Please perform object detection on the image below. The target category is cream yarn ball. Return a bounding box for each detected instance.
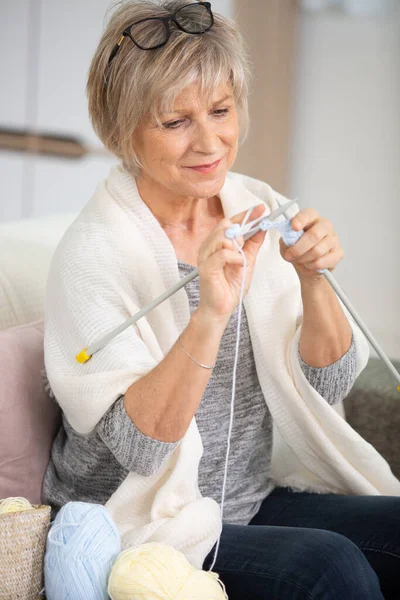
[108,542,228,599]
[0,497,33,514]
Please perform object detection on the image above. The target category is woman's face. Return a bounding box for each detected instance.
[134,80,239,200]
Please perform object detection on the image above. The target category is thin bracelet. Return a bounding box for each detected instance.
[177,335,215,370]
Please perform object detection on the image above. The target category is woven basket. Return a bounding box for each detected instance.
[0,504,51,600]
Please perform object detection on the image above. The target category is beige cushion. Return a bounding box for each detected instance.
[0,214,77,331]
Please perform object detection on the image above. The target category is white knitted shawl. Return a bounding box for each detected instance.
[44,164,400,569]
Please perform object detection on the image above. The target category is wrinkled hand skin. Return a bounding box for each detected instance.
[280,208,344,283]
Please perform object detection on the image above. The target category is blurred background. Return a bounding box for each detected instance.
[0,0,399,359]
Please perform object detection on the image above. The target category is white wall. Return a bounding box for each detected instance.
[0,0,117,222]
[0,0,234,222]
[289,5,400,360]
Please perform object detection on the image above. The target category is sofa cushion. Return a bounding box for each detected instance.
[344,358,400,480]
[0,320,61,503]
[0,213,77,331]
[0,237,54,332]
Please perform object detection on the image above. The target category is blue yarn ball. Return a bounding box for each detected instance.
[44,502,121,600]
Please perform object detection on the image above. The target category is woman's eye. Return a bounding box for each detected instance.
[163,108,230,129]
[214,108,229,116]
[164,119,185,129]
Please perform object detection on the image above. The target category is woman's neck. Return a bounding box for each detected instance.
[135,174,224,233]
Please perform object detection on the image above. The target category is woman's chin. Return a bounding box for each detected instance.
[179,168,228,196]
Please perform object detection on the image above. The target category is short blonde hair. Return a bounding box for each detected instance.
[87,0,251,175]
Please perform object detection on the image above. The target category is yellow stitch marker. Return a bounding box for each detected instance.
[75,348,91,364]
[398,385,400,392]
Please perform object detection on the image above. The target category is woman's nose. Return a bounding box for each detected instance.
[190,120,220,155]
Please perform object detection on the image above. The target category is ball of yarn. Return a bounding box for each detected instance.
[108,542,228,600]
[44,501,121,600]
[0,496,33,514]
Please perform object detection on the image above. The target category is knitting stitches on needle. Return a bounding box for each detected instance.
[259,217,304,246]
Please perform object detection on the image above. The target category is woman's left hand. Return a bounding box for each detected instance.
[279,208,344,283]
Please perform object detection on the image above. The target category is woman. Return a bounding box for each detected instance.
[43,1,400,598]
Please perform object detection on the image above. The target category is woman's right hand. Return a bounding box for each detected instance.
[196,204,267,326]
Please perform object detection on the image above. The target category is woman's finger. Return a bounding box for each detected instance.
[290,208,321,232]
[198,217,232,262]
[284,219,331,261]
[293,234,337,266]
[198,219,244,263]
[198,204,267,265]
[229,204,268,261]
[200,248,245,273]
[303,247,344,272]
[241,228,267,261]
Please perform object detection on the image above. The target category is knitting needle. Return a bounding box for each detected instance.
[75,198,296,363]
[76,198,400,391]
[326,271,400,389]
[278,205,400,391]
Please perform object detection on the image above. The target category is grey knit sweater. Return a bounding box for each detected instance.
[42,260,357,524]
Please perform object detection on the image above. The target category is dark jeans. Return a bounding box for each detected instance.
[202,486,400,599]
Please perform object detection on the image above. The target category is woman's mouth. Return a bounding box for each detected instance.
[184,159,222,173]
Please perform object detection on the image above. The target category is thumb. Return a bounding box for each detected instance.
[279,237,290,257]
[229,203,268,262]
[242,227,267,262]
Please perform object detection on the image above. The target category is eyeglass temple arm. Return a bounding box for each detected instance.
[108,35,125,64]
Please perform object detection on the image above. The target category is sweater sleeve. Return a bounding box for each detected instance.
[96,396,180,477]
[297,334,357,405]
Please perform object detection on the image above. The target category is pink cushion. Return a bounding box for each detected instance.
[0,320,61,503]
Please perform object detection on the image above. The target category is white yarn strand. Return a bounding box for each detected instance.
[207,209,250,573]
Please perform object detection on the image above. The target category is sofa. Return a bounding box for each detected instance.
[0,212,400,505]
[0,214,78,505]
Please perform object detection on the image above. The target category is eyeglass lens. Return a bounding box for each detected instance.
[129,4,213,49]
[175,3,213,33]
[129,19,168,49]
